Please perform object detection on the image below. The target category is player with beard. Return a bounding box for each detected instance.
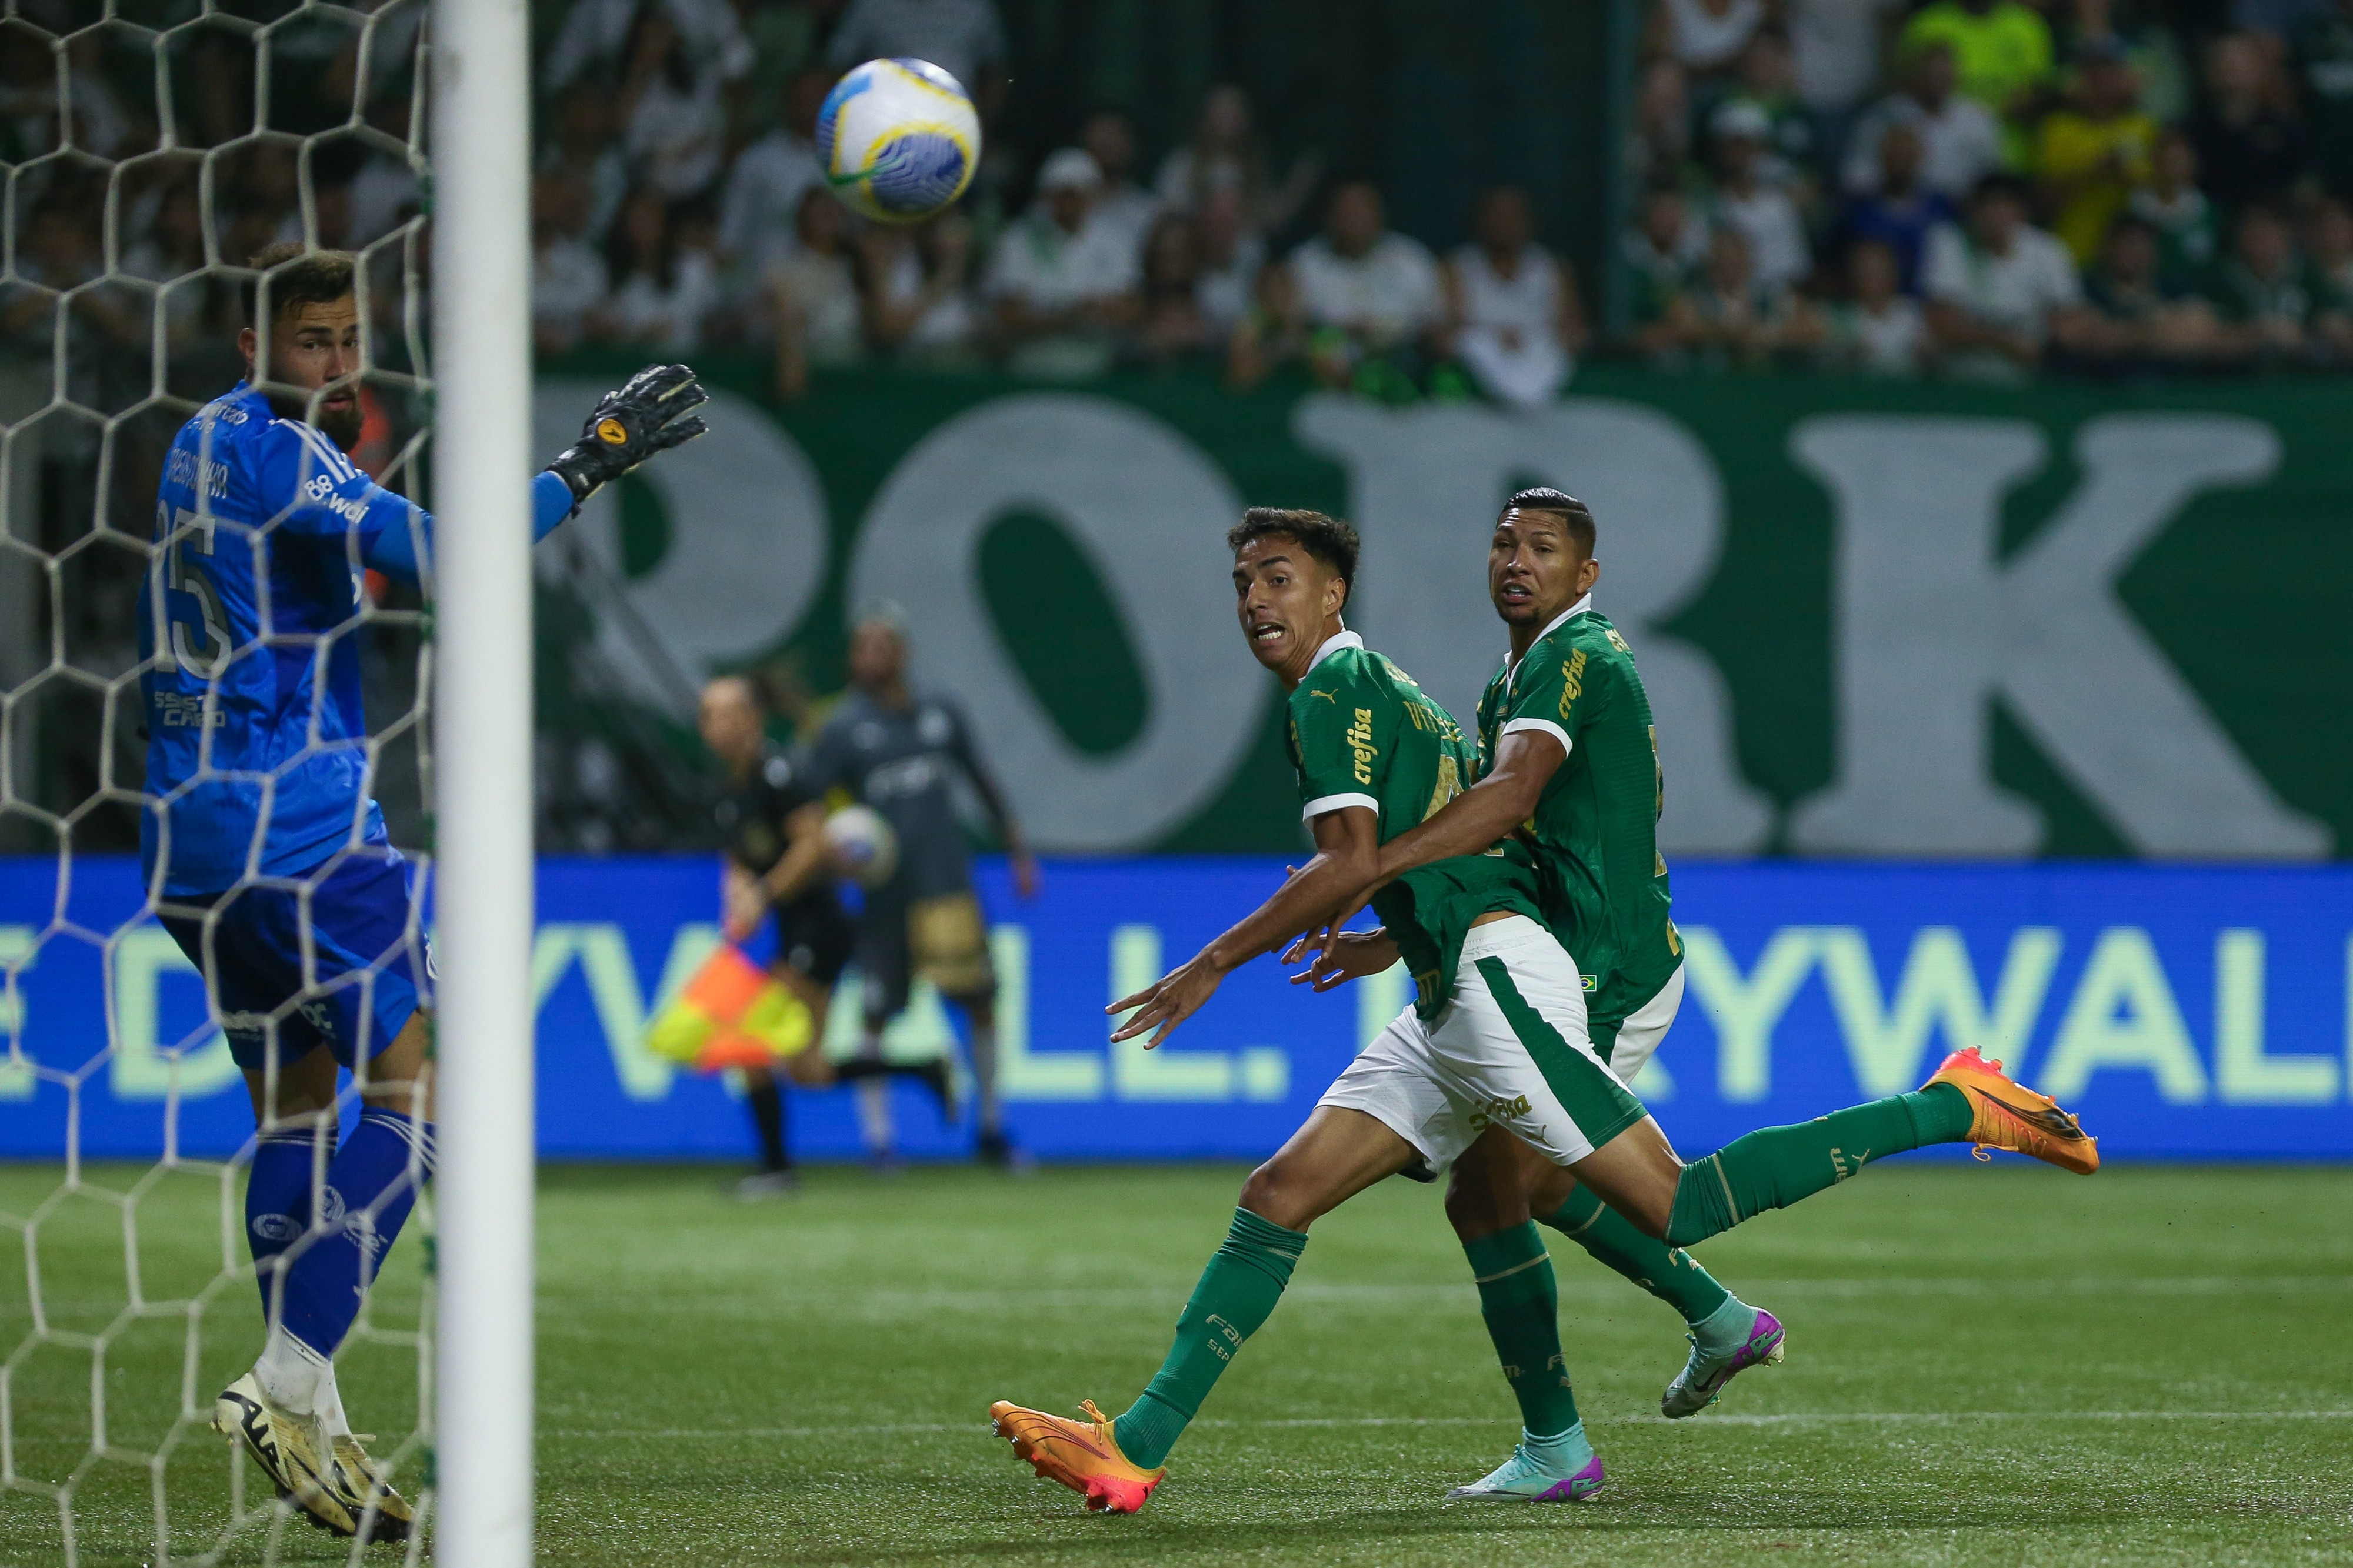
[141,242,705,1539]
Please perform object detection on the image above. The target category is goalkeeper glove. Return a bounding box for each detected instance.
[547,362,711,505]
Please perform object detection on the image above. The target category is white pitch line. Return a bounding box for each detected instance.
[545,1275,2353,1317]
[542,1410,2353,1442]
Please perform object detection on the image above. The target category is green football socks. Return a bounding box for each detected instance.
[1462,1221,1581,1437]
[1541,1184,1731,1326]
[1114,1207,1307,1469]
[1665,1083,1974,1247]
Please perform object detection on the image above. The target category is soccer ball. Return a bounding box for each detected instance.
[824,804,901,888]
[817,58,982,224]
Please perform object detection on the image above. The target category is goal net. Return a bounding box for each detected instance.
[0,4,438,1562]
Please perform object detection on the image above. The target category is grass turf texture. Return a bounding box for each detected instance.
[0,1163,2348,1565]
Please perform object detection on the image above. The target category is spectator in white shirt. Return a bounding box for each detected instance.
[1191,185,1267,337]
[1154,84,1322,233]
[1629,57,1697,189]
[592,187,720,353]
[720,66,830,296]
[1922,173,2095,378]
[1651,0,1769,81]
[1132,215,1217,365]
[826,0,1009,122]
[1788,0,1907,114]
[1081,109,1160,261]
[859,214,981,365]
[540,86,631,243]
[542,0,751,96]
[1819,237,1925,373]
[1283,179,1442,389]
[1842,40,2004,199]
[618,8,730,199]
[121,182,222,357]
[1705,100,1814,293]
[772,186,866,399]
[986,148,1142,378]
[1442,185,1588,408]
[532,172,611,355]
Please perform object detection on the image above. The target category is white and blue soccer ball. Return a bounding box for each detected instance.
[817,58,981,225]
[824,803,901,889]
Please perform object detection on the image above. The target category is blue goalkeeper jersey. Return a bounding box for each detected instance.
[138,380,572,895]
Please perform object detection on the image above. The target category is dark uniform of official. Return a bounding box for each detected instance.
[715,748,855,986]
[803,690,997,1019]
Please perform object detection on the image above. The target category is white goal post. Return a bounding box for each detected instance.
[428,0,538,1562]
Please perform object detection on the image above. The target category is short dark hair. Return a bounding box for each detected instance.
[1969,171,2032,210]
[2235,200,2289,233]
[1502,486,1597,558]
[241,242,355,331]
[1228,508,1360,602]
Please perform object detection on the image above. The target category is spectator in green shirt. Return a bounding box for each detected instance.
[2299,195,2353,356]
[1899,0,2057,163]
[2127,128,2219,290]
[2204,202,2314,362]
[2078,213,2227,367]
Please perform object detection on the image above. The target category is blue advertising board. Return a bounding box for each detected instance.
[2,856,2348,1163]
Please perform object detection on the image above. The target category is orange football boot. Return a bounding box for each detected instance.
[989,1399,1165,1514]
[1922,1047,2099,1174]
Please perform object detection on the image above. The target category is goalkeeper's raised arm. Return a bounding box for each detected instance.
[206,243,706,585]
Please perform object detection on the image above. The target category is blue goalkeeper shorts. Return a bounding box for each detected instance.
[158,847,429,1073]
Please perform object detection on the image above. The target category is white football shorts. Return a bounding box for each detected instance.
[1317,915,1649,1177]
[1595,962,1685,1086]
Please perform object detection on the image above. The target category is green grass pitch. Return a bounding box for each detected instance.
[2,1161,2348,1565]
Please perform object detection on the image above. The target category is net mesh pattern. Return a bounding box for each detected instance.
[0,4,436,1562]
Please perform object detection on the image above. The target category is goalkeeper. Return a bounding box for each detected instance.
[138,242,705,1542]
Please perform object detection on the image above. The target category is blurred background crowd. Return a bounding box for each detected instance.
[5,0,2351,411]
[521,0,2353,389]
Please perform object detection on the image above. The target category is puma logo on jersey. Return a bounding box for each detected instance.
[1307,688,1339,704]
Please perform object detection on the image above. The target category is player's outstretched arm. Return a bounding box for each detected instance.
[352,365,710,583]
[1384,727,1562,873]
[944,703,1041,899]
[1108,805,1378,1047]
[1309,728,1567,953]
[545,362,710,505]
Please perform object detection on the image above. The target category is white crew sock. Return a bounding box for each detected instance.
[253,1323,332,1418]
[967,1019,1002,1135]
[320,1365,352,1438]
[854,1032,894,1153]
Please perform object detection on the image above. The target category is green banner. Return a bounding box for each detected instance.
[533,358,2352,859]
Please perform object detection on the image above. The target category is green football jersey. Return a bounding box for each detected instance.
[1475,606,1681,1031]
[1287,633,1542,1021]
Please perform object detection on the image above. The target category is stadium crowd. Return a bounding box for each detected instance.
[6,0,2353,412]
[1627,0,2353,376]
[585,0,2353,389]
[512,0,2353,391]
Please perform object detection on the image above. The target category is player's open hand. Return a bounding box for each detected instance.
[548,363,711,503]
[1282,926,1397,992]
[1313,885,1377,962]
[1106,952,1226,1048]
